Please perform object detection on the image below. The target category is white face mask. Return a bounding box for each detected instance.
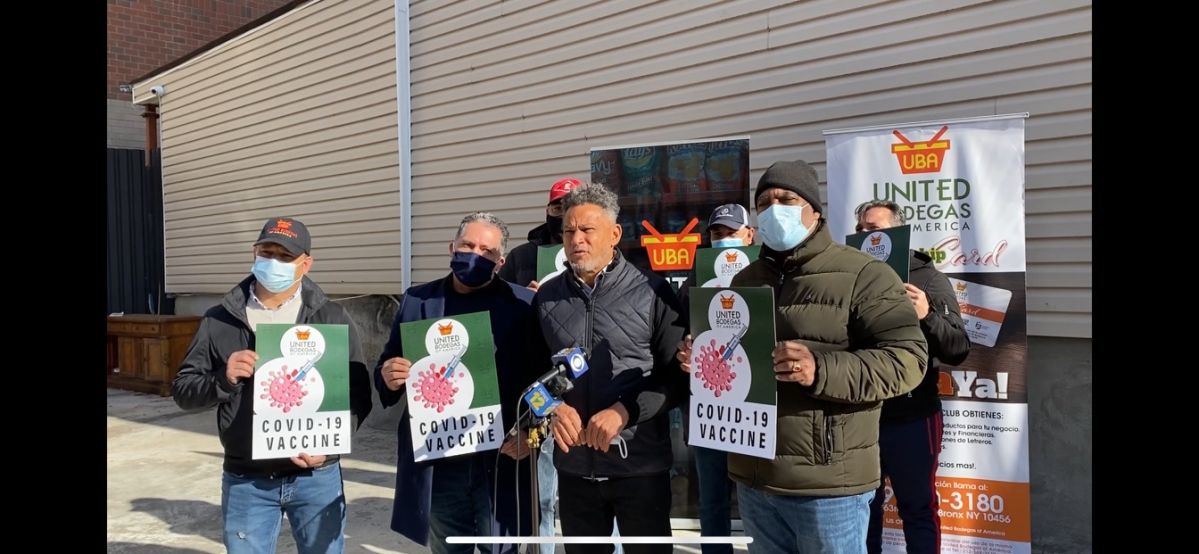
[757,203,812,251]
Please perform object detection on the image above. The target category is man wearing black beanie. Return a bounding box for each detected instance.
[679,160,929,553]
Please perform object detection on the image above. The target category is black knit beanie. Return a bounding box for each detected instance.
[754,160,823,213]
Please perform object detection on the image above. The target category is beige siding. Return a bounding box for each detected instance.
[132,0,403,295]
[407,0,1091,338]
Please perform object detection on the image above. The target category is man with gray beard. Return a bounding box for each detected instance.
[533,183,687,554]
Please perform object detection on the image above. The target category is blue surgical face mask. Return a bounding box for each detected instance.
[252,256,300,293]
[712,237,744,248]
[757,204,812,251]
[451,251,498,288]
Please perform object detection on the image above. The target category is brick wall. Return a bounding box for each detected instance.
[107,0,295,100]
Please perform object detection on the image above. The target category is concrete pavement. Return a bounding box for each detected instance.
[107,389,739,553]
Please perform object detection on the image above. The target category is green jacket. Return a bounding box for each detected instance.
[729,222,927,496]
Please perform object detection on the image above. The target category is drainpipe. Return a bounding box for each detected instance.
[142,104,159,166]
[395,0,413,290]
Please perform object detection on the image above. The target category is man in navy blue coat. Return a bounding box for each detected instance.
[375,212,550,554]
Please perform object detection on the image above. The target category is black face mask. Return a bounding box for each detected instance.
[450,252,497,287]
[546,213,563,238]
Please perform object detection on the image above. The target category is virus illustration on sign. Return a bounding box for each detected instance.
[260,365,308,413]
[414,362,460,413]
[693,338,740,397]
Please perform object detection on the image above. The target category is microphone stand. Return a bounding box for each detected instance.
[517,347,587,552]
[521,410,552,553]
[528,428,541,552]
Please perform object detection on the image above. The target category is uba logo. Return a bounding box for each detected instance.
[719,295,736,309]
[891,125,950,174]
[640,218,701,271]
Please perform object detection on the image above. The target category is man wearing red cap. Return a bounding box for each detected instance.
[498,177,581,291]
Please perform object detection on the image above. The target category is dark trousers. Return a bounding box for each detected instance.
[867,411,944,554]
[558,472,673,554]
[693,446,733,554]
[429,456,500,554]
[429,454,530,554]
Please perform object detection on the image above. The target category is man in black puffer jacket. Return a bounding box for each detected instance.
[534,183,687,554]
[172,217,374,554]
[856,200,972,554]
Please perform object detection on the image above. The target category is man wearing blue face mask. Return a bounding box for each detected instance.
[172,216,374,554]
[677,203,757,301]
[375,212,548,554]
[673,203,754,554]
[677,161,928,553]
[706,204,756,250]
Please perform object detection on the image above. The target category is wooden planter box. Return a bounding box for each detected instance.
[107,314,202,396]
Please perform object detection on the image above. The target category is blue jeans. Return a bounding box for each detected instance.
[737,483,874,554]
[221,461,346,554]
[430,456,500,554]
[693,446,733,554]
[537,440,558,554]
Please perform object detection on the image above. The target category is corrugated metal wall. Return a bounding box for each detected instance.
[107,149,166,315]
[107,100,145,150]
[133,0,403,295]
[407,0,1091,338]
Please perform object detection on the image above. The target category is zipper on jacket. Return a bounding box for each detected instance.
[773,267,786,301]
[581,288,596,476]
[823,415,834,465]
[584,296,594,351]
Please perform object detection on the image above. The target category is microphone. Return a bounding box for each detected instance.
[552,346,589,380]
[522,347,589,418]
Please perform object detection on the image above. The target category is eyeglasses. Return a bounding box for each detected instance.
[547,202,565,217]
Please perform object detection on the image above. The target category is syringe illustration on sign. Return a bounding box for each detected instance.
[688,288,777,459]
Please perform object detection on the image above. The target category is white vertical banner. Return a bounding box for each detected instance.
[825,114,1031,554]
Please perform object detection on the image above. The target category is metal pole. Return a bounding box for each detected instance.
[525,438,542,554]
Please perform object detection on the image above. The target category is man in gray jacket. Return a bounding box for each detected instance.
[534,183,687,554]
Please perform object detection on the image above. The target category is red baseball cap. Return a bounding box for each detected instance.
[548,177,583,203]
